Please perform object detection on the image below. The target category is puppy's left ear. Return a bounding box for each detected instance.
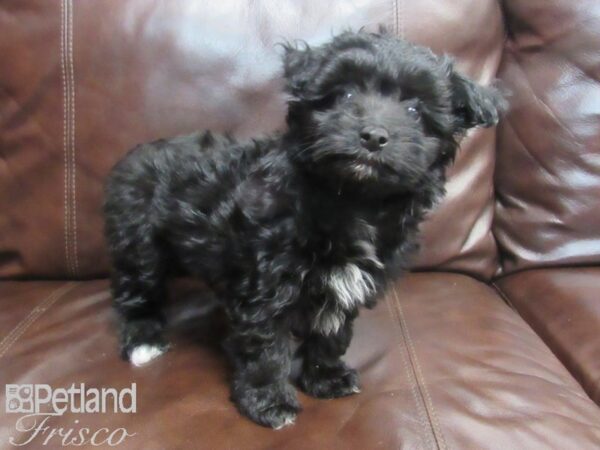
[281,42,320,100]
[449,69,509,131]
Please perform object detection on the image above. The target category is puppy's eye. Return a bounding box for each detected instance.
[406,103,421,120]
[339,88,357,102]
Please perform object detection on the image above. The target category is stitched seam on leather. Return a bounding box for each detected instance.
[68,0,79,274]
[61,0,79,276]
[385,291,434,449]
[491,13,511,277]
[60,0,72,276]
[490,281,517,310]
[399,0,405,39]
[392,0,398,34]
[391,284,448,450]
[0,283,77,360]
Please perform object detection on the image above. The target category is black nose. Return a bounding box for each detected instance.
[359,126,389,151]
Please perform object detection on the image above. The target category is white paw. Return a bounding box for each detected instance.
[273,415,296,430]
[130,344,165,367]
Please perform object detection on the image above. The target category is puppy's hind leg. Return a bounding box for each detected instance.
[108,221,170,367]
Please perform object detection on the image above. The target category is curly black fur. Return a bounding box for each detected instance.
[104,29,506,429]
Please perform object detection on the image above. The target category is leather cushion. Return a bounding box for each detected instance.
[2,273,600,448]
[496,267,600,405]
[494,0,600,274]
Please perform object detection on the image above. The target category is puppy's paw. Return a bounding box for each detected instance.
[298,362,360,399]
[129,343,168,366]
[257,402,299,430]
[234,381,301,429]
[119,318,170,366]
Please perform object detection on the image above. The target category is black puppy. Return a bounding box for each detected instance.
[104,29,506,429]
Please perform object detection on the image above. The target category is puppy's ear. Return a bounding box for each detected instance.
[281,42,320,100]
[448,68,509,131]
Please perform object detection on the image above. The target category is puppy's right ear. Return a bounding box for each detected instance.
[281,42,320,100]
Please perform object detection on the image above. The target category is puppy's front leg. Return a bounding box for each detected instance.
[298,314,361,399]
[225,320,299,429]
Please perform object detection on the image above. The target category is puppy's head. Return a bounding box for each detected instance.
[282,30,507,195]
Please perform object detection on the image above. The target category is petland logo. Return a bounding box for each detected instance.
[5,384,137,447]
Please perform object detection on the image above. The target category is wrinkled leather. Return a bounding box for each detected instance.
[494,0,600,274]
[497,268,600,406]
[0,0,504,279]
[1,274,599,449]
[2,1,600,448]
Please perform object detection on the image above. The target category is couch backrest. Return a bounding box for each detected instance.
[0,0,505,280]
[494,0,600,275]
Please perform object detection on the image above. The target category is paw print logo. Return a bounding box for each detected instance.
[5,385,34,413]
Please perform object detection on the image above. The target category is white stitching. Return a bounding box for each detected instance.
[393,0,398,35]
[60,0,72,276]
[392,284,448,450]
[67,0,79,274]
[61,0,78,276]
[0,283,77,360]
[385,292,434,449]
[399,0,405,39]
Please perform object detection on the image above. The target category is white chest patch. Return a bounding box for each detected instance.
[327,263,376,309]
[313,310,345,336]
[313,263,376,336]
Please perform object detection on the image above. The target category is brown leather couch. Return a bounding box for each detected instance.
[1,1,600,448]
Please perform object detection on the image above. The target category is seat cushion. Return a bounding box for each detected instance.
[496,267,600,405]
[1,273,600,448]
